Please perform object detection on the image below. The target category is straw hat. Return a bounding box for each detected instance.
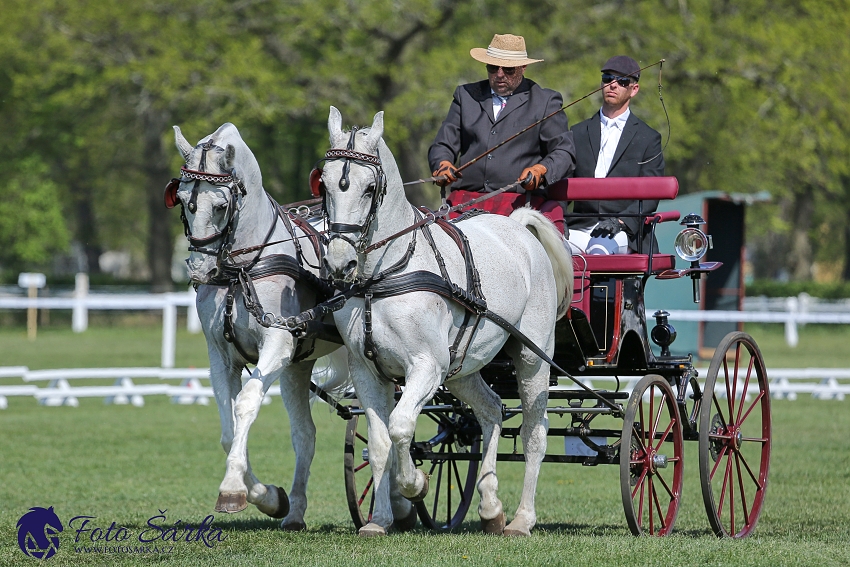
[470,34,543,67]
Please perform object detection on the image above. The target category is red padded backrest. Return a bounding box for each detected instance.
[547,177,679,201]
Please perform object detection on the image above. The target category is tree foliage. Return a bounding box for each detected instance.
[2,0,848,288]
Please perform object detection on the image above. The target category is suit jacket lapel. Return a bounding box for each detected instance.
[609,114,638,173]
[496,87,529,124]
[588,113,602,159]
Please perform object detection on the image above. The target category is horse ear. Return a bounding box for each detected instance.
[365,111,384,149]
[173,126,193,162]
[328,106,343,144]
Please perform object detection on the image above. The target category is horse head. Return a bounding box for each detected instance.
[169,123,263,283]
[321,106,398,283]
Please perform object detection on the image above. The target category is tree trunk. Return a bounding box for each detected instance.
[788,185,814,281]
[142,107,175,292]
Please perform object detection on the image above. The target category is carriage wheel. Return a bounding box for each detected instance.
[343,405,481,531]
[413,409,481,530]
[620,374,684,536]
[699,332,771,538]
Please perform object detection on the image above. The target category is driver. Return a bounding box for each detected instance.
[428,33,575,232]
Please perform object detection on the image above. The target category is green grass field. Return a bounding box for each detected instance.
[1,322,849,565]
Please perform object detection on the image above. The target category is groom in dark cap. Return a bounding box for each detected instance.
[567,55,665,255]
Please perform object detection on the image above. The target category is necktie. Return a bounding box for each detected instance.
[494,96,507,119]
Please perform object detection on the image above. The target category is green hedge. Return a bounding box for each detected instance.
[746,279,850,299]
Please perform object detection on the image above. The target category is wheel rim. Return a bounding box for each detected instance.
[620,375,684,536]
[699,332,771,538]
[343,410,374,529]
[414,411,480,530]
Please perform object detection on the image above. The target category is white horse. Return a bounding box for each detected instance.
[319,107,573,536]
[167,123,345,530]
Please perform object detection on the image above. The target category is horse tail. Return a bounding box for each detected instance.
[509,207,573,319]
[310,346,352,405]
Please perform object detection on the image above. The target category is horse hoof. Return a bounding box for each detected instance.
[358,522,388,537]
[394,506,418,532]
[405,472,430,502]
[281,521,307,532]
[215,492,248,514]
[481,511,506,535]
[268,486,290,519]
[503,524,531,537]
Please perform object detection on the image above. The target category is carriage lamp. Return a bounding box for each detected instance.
[675,213,712,303]
[674,213,710,263]
[651,310,677,357]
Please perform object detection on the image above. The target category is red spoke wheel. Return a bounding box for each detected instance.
[699,332,771,538]
[413,410,480,530]
[343,407,375,530]
[343,405,480,531]
[620,374,684,536]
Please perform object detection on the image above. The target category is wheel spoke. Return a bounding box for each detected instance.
[356,431,368,444]
[654,415,677,452]
[651,478,667,532]
[359,476,373,506]
[712,393,729,428]
[655,467,676,500]
[709,443,730,480]
[431,461,443,521]
[738,391,765,428]
[735,356,756,424]
[631,463,649,499]
[354,461,369,473]
[735,451,751,527]
[717,451,734,517]
[650,391,667,445]
[735,446,764,489]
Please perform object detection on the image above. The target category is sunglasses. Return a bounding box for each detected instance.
[486,64,519,76]
[602,74,635,88]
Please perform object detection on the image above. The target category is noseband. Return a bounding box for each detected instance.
[321,128,386,254]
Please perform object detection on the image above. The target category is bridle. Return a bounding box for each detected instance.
[314,127,387,256]
[164,139,248,275]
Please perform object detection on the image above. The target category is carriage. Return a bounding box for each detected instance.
[167,116,771,540]
[327,173,771,538]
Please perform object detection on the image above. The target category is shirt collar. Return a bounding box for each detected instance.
[599,108,630,128]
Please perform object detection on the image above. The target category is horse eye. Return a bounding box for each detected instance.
[215,202,228,211]
[365,183,376,195]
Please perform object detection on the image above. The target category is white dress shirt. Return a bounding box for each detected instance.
[594,108,630,178]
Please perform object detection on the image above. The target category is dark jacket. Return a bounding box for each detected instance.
[569,110,665,253]
[429,78,575,193]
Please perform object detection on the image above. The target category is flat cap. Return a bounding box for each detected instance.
[601,55,640,80]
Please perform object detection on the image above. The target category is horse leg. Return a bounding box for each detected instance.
[216,331,291,516]
[210,357,243,512]
[389,363,441,503]
[446,372,506,534]
[351,367,396,536]
[503,339,550,537]
[276,361,315,531]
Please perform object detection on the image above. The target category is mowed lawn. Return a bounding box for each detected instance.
[1,322,849,565]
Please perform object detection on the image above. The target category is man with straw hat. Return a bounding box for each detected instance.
[428,33,575,221]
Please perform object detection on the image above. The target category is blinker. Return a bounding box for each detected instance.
[309,168,325,197]
[164,178,180,209]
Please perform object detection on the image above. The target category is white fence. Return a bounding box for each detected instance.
[0,365,846,410]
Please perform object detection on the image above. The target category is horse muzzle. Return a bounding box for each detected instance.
[323,238,359,283]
